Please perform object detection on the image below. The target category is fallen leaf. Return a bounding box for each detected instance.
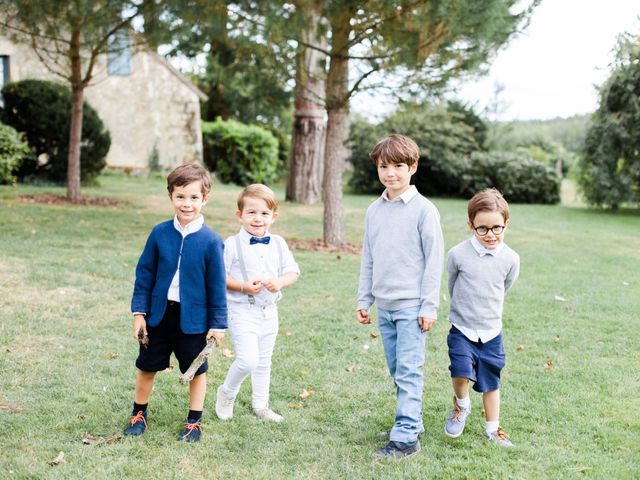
[300,389,315,400]
[82,434,96,444]
[544,360,553,372]
[370,332,378,339]
[554,335,560,342]
[83,433,123,446]
[288,402,303,410]
[4,347,10,353]
[221,348,234,358]
[0,403,24,413]
[345,364,356,372]
[516,344,525,351]
[554,295,567,302]
[336,255,342,260]
[108,352,118,359]
[282,331,292,337]
[48,452,65,466]
[324,294,334,301]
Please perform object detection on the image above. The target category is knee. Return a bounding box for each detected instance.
[235,354,259,373]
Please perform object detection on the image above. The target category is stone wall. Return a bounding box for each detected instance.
[0,36,206,172]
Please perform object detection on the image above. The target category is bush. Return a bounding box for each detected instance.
[0,80,110,183]
[0,122,33,184]
[462,151,561,204]
[202,118,279,186]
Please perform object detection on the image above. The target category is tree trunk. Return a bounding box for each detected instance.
[322,13,351,245]
[67,28,83,202]
[286,3,326,204]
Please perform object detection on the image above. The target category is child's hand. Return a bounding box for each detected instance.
[357,309,371,324]
[261,278,281,293]
[207,330,224,346]
[133,314,147,341]
[243,279,263,295]
[418,317,436,332]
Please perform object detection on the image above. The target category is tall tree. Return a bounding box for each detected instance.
[286,0,327,204]
[578,31,640,209]
[0,0,149,201]
[311,0,539,244]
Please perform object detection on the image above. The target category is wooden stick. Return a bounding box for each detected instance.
[179,336,218,384]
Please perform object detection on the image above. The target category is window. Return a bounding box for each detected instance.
[107,31,131,76]
[0,56,9,106]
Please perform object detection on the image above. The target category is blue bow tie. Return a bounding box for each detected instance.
[250,236,270,245]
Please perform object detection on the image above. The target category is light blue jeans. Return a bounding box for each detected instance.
[378,305,426,444]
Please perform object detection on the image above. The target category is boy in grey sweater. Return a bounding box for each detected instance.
[357,134,444,459]
[444,188,520,447]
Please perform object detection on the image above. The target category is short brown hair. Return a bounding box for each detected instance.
[237,184,278,212]
[468,188,510,223]
[369,134,420,166]
[167,163,212,196]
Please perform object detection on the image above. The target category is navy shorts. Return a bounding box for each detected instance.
[136,301,208,375]
[447,325,505,393]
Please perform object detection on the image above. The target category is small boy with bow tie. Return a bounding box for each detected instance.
[215,184,300,423]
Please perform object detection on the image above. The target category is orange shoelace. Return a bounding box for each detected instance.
[451,396,464,422]
[494,427,510,440]
[129,410,147,428]
[182,421,203,437]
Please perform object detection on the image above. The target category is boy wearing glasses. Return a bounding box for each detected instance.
[444,188,520,447]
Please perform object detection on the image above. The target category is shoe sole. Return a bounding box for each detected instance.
[372,442,421,460]
[444,424,465,438]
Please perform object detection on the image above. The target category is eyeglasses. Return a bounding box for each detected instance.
[473,225,505,236]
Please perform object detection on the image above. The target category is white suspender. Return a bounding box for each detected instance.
[234,234,284,304]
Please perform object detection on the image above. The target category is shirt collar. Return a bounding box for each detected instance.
[239,227,271,243]
[381,185,418,204]
[470,235,504,256]
[173,215,204,236]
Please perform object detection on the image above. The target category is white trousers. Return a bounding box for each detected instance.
[221,303,279,410]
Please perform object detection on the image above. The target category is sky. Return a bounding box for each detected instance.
[352,0,640,122]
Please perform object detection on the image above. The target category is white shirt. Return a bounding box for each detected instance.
[451,236,504,343]
[224,228,300,307]
[381,185,418,204]
[167,215,204,302]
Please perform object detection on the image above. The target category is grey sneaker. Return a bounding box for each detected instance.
[444,396,471,438]
[254,407,283,423]
[372,440,421,460]
[215,385,236,420]
[486,427,514,447]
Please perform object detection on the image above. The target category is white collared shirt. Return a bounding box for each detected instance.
[224,228,300,307]
[451,236,505,343]
[167,215,204,302]
[381,185,418,204]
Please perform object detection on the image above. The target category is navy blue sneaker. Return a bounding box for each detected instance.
[372,440,421,459]
[178,418,203,442]
[123,410,147,436]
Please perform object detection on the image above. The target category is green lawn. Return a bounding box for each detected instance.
[1,174,639,479]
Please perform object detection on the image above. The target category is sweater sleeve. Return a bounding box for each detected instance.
[131,229,159,314]
[418,206,445,319]
[356,211,375,311]
[206,236,228,330]
[504,252,520,292]
[446,251,458,299]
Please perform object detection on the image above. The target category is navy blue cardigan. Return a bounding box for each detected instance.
[131,220,228,333]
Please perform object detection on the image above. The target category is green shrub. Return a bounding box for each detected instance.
[462,151,561,204]
[0,80,110,183]
[202,118,279,186]
[0,122,33,184]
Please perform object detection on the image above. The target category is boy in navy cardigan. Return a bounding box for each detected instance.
[123,163,228,442]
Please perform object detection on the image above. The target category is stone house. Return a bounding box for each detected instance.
[0,33,207,172]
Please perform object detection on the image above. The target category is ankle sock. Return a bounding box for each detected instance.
[188,409,203,421]
[456,396,470,409]
[132,402,148,414]
[486,420,499,436]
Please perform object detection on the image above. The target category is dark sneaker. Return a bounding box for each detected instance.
[178,418,203,442]
[444,396,471,438]
[486,426,514,447]
[123,410,147,436]
[372,440,421,459]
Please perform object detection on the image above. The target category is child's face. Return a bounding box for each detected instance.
[169,181,208,227]
[235,196,278,237]
[377,160,417,199]
[468,210,508,249]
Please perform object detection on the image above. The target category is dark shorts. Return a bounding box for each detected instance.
[136,300,208,375]
[447,325,505,393]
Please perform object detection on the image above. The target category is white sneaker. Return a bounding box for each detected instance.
[215,385,235,420]
[253,408,283,423]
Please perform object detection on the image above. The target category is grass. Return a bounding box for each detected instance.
[0,173,639,479]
